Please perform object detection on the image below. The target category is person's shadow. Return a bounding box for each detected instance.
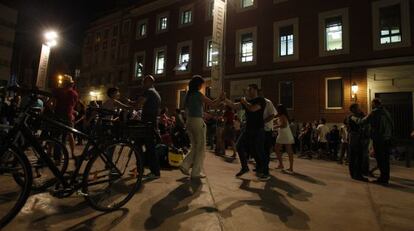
[220,175,311,230]
[144,178,204,230]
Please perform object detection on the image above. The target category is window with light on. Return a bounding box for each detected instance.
[242,0,254,8]
[379,4,402,44]
[139,23,146,37]
[179,46,190,71]
[240,33,254,62]
[135,56,144,78]
[207,40,218,67]
[181,10,192,24]
[279,25,294,57]
[156,50,165,74]
[325,16,343,51]
[160,17,168,30]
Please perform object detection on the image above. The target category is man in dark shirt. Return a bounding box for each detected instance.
[134,75,161,179]
[352,99,394,184]
[225,84,268,180]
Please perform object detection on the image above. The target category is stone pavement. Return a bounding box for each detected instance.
[4,151,414,231]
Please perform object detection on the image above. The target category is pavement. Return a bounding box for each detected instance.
[3,150,414,231]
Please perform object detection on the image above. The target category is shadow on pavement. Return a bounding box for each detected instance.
[219,176,311,230]
[144,178,204,230]
[63,208,129,231]
[391,176,414,187]
[381,182,414,194]
[283,171,327,186]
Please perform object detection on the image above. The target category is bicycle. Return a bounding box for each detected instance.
[0,87,148,229]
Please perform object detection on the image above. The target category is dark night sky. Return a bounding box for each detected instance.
[0,0,139,81]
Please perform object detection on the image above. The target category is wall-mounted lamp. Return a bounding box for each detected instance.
[351,82,358,101]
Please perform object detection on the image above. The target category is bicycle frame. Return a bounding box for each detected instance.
[4,109,123,194]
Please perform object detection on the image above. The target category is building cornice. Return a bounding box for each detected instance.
[225,56,414,79]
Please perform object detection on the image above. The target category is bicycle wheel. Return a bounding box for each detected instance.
[0,146,32,229]
[83,142,143,211]
[16,137,69,191]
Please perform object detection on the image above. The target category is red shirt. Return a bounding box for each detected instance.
[54,88,78,122]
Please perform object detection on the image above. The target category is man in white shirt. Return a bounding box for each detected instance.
[317,118,330,158]
[263,98,277,174]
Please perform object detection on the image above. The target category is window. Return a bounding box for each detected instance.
[178,89,187,109]
[372,0,411,50]
[157,13,169,33]
[181,10,192,25]
[176,41,192,72]
[113,25,119,37]
[111,39,117,47]
[136,19,148,39]
[325,16,343,51]
[241,33,253,62]
[207,0,214,20]
[242,0,254,8]
[279,25,294,56]
[154,47,166,75]
[206,39,215,67]
[104,29,109,39]
[122,20,131,34]
[326,77,343,109]
[380,4,402,44]
[236,27,257,66]
[319,8,349,56]
[279,81,294,109]
[274,18,299,62]
[96,32,101,43]
[134,52,145,79]
[120,44,128,59]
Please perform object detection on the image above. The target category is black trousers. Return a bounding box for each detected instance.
[143,118,160,176]
[348,134,364,179]
[236,128,265,174]
[373,139,391,182]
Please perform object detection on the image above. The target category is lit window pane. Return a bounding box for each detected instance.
[279,25,294,57]
[325,16,343,51]
[242,0,254,8]
[182,10,192,24]
[241,33,254,62]
[156,51,165,74]
[379,4,402,45]
[391,35,401,43]
[160,17,168,30]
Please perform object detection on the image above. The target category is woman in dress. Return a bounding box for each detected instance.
[179,75,223,179]
[274,104,295,173]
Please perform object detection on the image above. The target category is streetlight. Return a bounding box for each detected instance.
[351,82,358,101]
[36,30,59,90]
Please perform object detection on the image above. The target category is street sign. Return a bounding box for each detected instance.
[211,0,227,98]
[36,44,50,90]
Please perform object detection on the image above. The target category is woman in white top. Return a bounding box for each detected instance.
[274,104,295,173]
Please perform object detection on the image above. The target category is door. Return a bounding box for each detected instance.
[375,92,413,139]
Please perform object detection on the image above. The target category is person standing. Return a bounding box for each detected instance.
[179,76,223,179]
[328,125,341,161]
[133,75,162,179]
[352,99,394,184]
[317,118,330,159]
[223,105,237,158]
[263,98,277,172]
[274,104,295,173]
[225,84,268,180]
[74,101,86,145]
[52,75,78,158]
[347,103,368,182]
[338,119,349,164]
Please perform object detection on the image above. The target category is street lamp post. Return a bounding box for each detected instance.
[36,31,58,90]
[211,0,227,98]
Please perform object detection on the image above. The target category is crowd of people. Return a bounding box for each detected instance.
[0,74,397,185]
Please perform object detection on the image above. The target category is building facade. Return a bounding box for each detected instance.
[0,4,18,87]
[80,0,414,138]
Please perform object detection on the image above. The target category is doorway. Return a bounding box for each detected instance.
[375,92,413,139]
